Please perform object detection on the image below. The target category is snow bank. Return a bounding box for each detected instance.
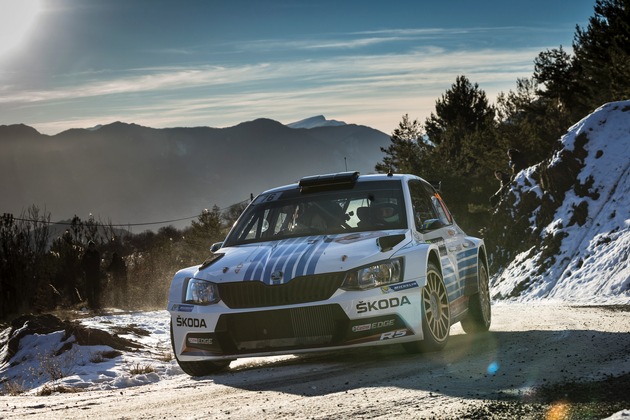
[0,310,182,395]
[491,101,630,303]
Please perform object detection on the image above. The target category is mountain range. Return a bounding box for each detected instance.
[0,116,389,230]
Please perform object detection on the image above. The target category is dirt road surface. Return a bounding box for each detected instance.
[2,303,629,419]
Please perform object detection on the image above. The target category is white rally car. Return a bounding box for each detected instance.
[168,172,491,376]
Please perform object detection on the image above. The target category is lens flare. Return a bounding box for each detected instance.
[487,361,500,375]
[0,0,41,55]
[546,401,570,420]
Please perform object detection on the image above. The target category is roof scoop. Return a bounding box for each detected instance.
[299,171,359,193]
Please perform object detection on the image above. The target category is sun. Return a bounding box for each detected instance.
[0,0,41,55]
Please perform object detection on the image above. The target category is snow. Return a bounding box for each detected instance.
[0,309,300,396]
[0,310,172,394]
[491,101,630,304]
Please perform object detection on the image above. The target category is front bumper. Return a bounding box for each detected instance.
[169,279,424,361]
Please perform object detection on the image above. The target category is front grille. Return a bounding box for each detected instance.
[218,273,345,309]
[215,304,348,354]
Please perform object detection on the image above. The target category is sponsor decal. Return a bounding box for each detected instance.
[183,333,221,354]
[381,281,419,294]
[356,296,411,313]
[253,192,283,204]
[187,337,213,345]
[171,304,194,312]
[351,319,395,333]
[352,324,371,332]
[176,316,207,328]
[380,329,408,340]
[344,327,414,345]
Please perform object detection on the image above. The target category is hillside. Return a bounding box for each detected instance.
[0,117,388,229]
[488,101,630,303]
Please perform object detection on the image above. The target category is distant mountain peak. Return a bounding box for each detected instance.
[0,117,389,234]
[0,123,41,138]
[84,121,146,131]
[287,115,346,129]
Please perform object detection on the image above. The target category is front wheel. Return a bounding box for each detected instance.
[403,262,450,353]
[170,323,231,376]
[460,263,491,334]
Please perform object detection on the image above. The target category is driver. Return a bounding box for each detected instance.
[297,201,345,232]
[371,202,399,224]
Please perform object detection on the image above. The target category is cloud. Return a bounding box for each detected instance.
[234,26,567,52]
[1,44,546,135]
[1,46,539,103]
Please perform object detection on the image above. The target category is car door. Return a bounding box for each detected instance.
[408,180,466,307]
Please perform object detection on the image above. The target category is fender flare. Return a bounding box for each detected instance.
[398,243,442,287]
[464,239,488,296]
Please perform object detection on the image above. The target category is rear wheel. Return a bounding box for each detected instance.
[170,323,231,376]
[403,262,450,353]
[460,263,491,334]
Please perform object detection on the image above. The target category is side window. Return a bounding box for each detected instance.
[408,180,438,231]
[431,193,452,226]
[243,209,270,240]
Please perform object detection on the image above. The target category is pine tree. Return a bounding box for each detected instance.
[184,206,224,262]
[496,77,571,164]
[573,0,630,108]
[533,46,587,121]
[424,75,496,171]
[375,114,426,175]
[416,76,498,234]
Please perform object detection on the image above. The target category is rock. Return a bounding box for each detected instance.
[0,314,141,364]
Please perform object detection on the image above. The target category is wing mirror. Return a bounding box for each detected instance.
[420,219,445,232]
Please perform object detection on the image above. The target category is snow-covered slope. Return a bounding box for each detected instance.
[491,101,630,303]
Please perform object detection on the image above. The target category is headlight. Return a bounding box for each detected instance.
[342,259,403,290]
[185,278,220,305]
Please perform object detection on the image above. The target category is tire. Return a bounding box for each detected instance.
[170,322,231,376]
[403,262,450,353]
[460,262,491,334]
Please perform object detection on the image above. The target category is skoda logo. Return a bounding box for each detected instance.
[271,270,284,281]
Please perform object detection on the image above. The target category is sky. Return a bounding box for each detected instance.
[0,0,597,136]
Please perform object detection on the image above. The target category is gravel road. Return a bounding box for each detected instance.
[2,303,629,419]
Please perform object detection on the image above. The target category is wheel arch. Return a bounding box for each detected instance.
[427,248,442,275]
[464,241,489,296]
[399,243,441,286]
[478,244,489,275]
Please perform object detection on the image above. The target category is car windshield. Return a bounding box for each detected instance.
[224,180,407,246]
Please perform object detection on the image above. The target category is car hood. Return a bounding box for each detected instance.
[192,230,410,284]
